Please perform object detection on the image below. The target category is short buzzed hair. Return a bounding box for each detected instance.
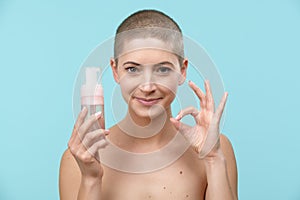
[114,9,184,65]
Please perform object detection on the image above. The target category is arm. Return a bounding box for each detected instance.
[204,134,238,200]
[170,80,238,200]
[77,176,103,200]
[59,149,103,200]
[59,149,81,200]
[59,107,109,200]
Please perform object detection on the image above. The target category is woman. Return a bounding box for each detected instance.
[59,9,238,200]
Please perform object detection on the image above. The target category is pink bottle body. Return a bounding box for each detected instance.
[81,67,105,130]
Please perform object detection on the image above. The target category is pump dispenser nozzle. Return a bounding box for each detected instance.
[85,67,100,89]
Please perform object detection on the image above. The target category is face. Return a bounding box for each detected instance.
[111,38,188,119]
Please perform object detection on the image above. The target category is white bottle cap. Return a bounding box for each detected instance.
[80,67,103,105]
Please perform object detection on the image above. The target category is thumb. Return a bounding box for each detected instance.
[170,117,182,131]
[98,118,105,129]
[96,112,105,129]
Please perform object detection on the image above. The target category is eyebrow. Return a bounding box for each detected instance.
[122,61,141,66]
[122,61,175,67]
[154,62,175,67]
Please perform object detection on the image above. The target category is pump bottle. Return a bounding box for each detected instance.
[80,67,105,130]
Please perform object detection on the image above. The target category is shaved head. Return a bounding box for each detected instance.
[114,9,184,65]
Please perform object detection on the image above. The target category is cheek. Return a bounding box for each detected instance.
[155,75,179,94]
[119,75,140,102]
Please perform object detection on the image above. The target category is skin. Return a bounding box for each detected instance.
[59,39,238,200]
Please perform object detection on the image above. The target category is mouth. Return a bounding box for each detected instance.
[134,97,163,106]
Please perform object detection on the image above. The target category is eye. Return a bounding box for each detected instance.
[157,66,171,74]
[125,66,139,73]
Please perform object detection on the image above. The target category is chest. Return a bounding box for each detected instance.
[101,151,207,200]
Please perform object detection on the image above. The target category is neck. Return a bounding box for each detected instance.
[114,107,177,153]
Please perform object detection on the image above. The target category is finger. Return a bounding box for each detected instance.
[73,111,102,146]
[176,106,199,121]
[69,138,86,159]
[82,129,110,148]
[74,107,88,131]
[75,144,96,163]
[214,92,228,123]
[80,151,97,163]
[78,111,102,139]
[87,139,109,159]
[170,118,192,133]
[72,139,102,164]
[70,107,88,142]
[188,81,206,109]
[205,80,215,112]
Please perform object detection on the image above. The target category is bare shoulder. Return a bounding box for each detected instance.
[220,134,236,158]
[59,148,81,200]
[60,148,75,165]
[219,134,238,196]
[59,148,80,174]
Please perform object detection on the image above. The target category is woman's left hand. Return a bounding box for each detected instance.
[170,80,228,159]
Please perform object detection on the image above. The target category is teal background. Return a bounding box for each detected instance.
[0,0,299,199]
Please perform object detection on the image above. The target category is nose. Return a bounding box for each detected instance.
[139,70,156,93]
[139,82,156,93]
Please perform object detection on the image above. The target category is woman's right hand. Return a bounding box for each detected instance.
[68,106,109,180]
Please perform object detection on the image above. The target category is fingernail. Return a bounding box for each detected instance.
[104,129,110,135]
[82,106,87,112]
[95,111,102,118]
[175,115,181,120]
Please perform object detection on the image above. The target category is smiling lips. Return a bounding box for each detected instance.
[134,97,163,106]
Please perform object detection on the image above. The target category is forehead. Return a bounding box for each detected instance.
[117,38,179,65]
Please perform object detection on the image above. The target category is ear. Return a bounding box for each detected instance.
[110,58,120,84]
[178,58,188,85]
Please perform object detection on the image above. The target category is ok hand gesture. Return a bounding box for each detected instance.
[170,80,228,159]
